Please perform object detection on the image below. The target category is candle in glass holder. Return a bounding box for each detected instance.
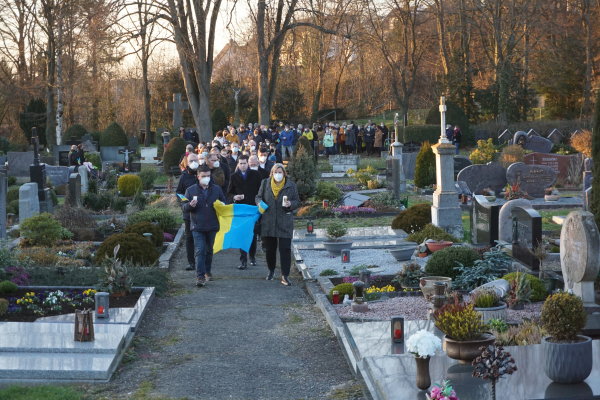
[332,290,340,304]
[391,316,404,343]
[282,195,288,206]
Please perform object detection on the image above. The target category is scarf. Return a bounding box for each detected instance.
[270,176,285,199]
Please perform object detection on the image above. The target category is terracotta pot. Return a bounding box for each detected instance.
[425,241,453,253]
[418,252,428,258]
[444,333,495,363]
[415,356,431,390]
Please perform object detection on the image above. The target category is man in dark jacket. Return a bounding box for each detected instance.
[182,165,226,287]
[228,155,263,269]
[207,150,230,194]
[258,147,274,177]
[364,122,375,155]
[176,153,200,271]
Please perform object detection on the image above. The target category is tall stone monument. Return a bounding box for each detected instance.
[431,97,463,239]
[388,112,406,198]
[560,211,600,311]
[0,166,6,239]
[166,93,189,129]
[29,128,52,213]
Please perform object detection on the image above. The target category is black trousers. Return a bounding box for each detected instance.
[262,236,292,277]
[239,233,257,264]
[184,219,195,266]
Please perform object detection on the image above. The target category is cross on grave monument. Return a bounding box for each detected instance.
[387,112,406,197]
[118,148,135,172]
[0,166,6,239]
[29,128,52,213]
[166,93,189,130]
[431,96,463,239]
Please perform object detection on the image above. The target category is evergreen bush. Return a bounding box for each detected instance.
[94,233,159,266]
[293,136,313,158]
[315,181,343,204]
[85,152,102,170]
[55,204,96,234]
[329,282,354,300]
[65,124,87,140]
[127,207,181,232]
[117,174,143,196]
[139,167,159,190]
[425,99,472,145]
[499,144,526,168]
[0,280,18,294]
[469,138,497,164]
[7,186,19,203]
[7,200,19,216]
[287,145,316,200]
[541,292,587,341]
[425,246,480,280]
[124,222,163,247]
[211,108,228,132]
[391,203,431,233]
[0,298,8,316]
[501,272,547,302]
[163,137,187,174]
[20,213,73,247]
[414,141,435,188]
[402,125,439,144]
[406,223,459,243]
[100,122,128,147]
[591,90,600,228]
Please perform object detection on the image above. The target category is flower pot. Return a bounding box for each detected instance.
[474,302,508,323]
[425,241,453,253]
[544,194,560,202]
[444,333,495,363]
[543,335,592,383]
[322,241,353,257]
[419,276,452,299]
[418,252,428,258]
[389,243,417,261]
[415,356,431,390]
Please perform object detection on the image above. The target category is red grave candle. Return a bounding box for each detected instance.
[98,305,104,314]
[394,328,402,339]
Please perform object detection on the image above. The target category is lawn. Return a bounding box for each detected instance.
[0,385,83,400]
[539,208,579,232]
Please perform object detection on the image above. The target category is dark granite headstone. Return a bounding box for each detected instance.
[100,146,126,162]
[584,187,592,212]
[471,195,500,246]
[523,152,581,184]
[513,131,527,146]
[527,129,540,137]
[454,156,472,179]
[45,165,70,186]
[67,172,82,207]
[498,129,512,144]
[506,162,557,198]
[403,142,421,153]
[523,135,553,153]
[511,206,542,270]
[7,152,34,177]
[402,152,417,180]
[128,137,139,151]
[456,163,507,195]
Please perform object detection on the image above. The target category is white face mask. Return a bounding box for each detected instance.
[273,173,284,182]
[212,160,220,168]
[250,146,256,151]
[202,152,208,157]
[188,161,199,170]
[199,177,211,186]
[259,155,267,163]
[250,166,259,171]
[232,147,239,153]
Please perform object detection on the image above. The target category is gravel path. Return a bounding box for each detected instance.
[301,248,407,277]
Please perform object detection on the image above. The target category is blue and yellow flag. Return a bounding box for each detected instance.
[213,200,268,253]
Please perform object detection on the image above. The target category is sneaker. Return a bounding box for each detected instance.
[196,278,206,287]
[281,276,291,286]
[266,270,275,281]
[237,264,247,270]
[249,258,257,266]
[185,265,195,271]
[205,273,212,281]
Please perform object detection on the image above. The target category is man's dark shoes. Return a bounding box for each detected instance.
[281,276,291,286]
[238,263,247,270]
[266,270,275,281]
[196,278,206,287]
[249,258,257,266]
[186,265,195,271]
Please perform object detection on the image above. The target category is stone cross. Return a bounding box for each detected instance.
[0,166,6,239]
[31,127,40,166]
[439,96,450,144]
[233,88,241,126]
[166,93,189,129]
[118,148,135,171]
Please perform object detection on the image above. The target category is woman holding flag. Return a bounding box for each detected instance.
[256,164,300,286]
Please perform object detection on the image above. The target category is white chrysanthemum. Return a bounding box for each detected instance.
[406,329,442,358]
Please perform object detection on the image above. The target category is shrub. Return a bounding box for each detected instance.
[20,213,73,247]
[541,292,587,342]
[502,272,547,302]
[83,191,126,213]
[139,167,159,190]
[287,145,317,200]
[326,222,347,240]
[392,263,425,288]
[434,302,486,341]
[453,244,512,290]
[7,199,19,215]
[124,222,163,247]
[472,290,500,308]
[414,141,435,188]
[65,123,87,140]
[85,152,102,170]
[469,138,496,164]
[571,129,592,158]
[0,280,18,294]
[212,108,228,132]
[7,176,16,186]
[406,224,459,243]
[128,207,181,232]
[315,181,343,204]
[163,137,187,174]
[95,233,159,266]
[99,244,133,294]
[7,186,19,203]
[293,136,313,158]
[425,246,480,280]
[117,174,142,196]
[17,246,59,266]
[319,269,338,276]
[391,203,431,233]
[499,144,526,168]
[55,204,96,231]
[329,282,354,300]
[401,125,440,144]
[100,122,128,146]
[0,298,8,316]
[368,191,404,209]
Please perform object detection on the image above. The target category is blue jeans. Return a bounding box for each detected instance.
[192,230,217,278]
[283,145,294,159]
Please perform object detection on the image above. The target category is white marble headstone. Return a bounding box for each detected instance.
[19,182,40,221]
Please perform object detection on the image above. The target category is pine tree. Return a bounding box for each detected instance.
[414,141,436,188]
[591,90,600,227]
[288,145,316,200]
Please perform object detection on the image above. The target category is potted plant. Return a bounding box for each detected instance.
[505,272,531,310]
[322,222,352,256]
[433,298,495,363]
[100,245,132,297]
[420,276,453,300]
[540,292,591,383]
[425,239,453,253]
[406,329,442,390]
[392,263,425,290]
[471,289,507,323]
[544,186,560,201]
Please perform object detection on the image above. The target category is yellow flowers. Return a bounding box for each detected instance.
[83,289,97,297]
[365,285,395,294]
[16,292,36,305]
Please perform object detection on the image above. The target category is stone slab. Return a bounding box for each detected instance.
[45,165,70,187]
[523,152,581,184]
[321,172,346,178]
[552,216,566,225]
[456,163,507,195]
[524,134,554,153]
[140,147,158,164]
[342,193,370,207]
[506,162,557,198]
[36,307,136,325]
[100,146,126,163]
[7,151,34,177]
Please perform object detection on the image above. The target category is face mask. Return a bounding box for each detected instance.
[259,156,267,163]
[250,146,256,151]
[273,173,284,182]
[250,166,259,171]
[212,160,220,168]
[199,177,211,186]
[202,152,208,157]
[189,161,199,170]
[232,147,239,153]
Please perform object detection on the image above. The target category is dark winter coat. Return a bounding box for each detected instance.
[176,168,199,221]
[256,178,300,239]
[182,183,226,232]
[227,169,262,205]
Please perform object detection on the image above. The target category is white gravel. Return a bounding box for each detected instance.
[301,248,407,276]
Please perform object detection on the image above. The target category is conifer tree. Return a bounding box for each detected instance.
[288,145,316,200]
[414,141,436,188]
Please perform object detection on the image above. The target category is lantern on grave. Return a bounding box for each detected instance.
[391,316,404,343]
[95,291,110,318]
[74,309,95,342]
[322,199,329,208]
[352,281,365,304]
[341,249,351,263]
[359,269,371,285]
[306,219,315,237]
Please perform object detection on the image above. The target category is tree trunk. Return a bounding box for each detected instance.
[45,37,56,149]
[141,42,151,146]
[581,0,592,117]
[55,21,64,146]
[258,56,271,125]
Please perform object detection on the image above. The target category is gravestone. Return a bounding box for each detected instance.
[512,131,527,146]
[511,206,542,270]
[342,192,370,207]
[455,181,471,197]
[498,198,532,243]
[523,152,581,184]
[7,152,34,177]
[140,147,158,164]
[45,166,70,187]
[506,162,557,198]
[456,163,507,195]
[100,146,126,162]
[403,141,421,153]
[167,93,189,129]
[81,139,97,153]
[523,135,553,153]
[329,154,359,173]
[67,172,82,207]
[498,129,512,144]
[19,182,40,221]
[583,157,593,191]
[29,132,51,213]
[560,211,600,309]
[78,165,89,194]
[0,167,6,239]
[453,156,472,179]
[584,187,592,212]
[52,145,72,167]
[547,129,564,145]
[471,195,501,246]
[527,129,540,137]
[128,137,139,151]
[402,152,417,180]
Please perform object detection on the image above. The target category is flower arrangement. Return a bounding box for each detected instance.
[365,284,395,294]
[504,183,529,200]
[406,330,441,358]
[472,345,517,400]
[15,292,43,315]
[427,380,459,400]
[9,288,99,317]
[332,206,376,215]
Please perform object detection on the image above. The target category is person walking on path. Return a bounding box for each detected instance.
[256,164,300,286]
[177,153,201,271]
[280,125,294,160]
[182,165,226,287]
[228,155,263,270]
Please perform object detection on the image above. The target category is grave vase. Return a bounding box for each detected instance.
[414,356,431,390]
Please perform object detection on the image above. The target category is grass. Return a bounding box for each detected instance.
[539,208,579,232]
[0,385,83,400]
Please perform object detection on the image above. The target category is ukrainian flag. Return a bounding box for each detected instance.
[213,200,268,253]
